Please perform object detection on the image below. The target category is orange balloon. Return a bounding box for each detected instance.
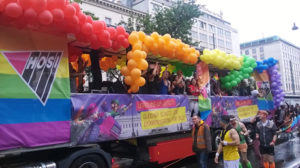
[127,59,137,70]
[130,84,139,93]
[132,41,142,51]
[120,66,129,76]
[150,42,159,53]
[128,32,139,45]
[162,34,171,42]
[151,32,160,40]
[142,44,149,53]
[127,51,133,60]
[138,59,148,70]
[144,36,154,48]
[138,31,146,41]
[136,77,146,86]
[141,51,147,59]
[130,68,141,79]
[124,76,133,85]
[189,53,198,64]
[132,50,143,61]
[112,55,118,61]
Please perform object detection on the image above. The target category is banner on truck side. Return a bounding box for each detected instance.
[0,26,70,151]
[205,96,258,127]
[70,94,190,145]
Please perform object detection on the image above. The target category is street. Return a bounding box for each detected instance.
[116,131,300,168]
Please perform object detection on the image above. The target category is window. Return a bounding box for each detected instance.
[217,28,223,36]
[200,33,207,42]
[252,48,256,54]
[191,31,198,39]
[259,47,264,52]
[209,36,214,44]
[218,39,224,48]
[209,24,215,33]
[225,31,231,39]
[245,50,249,55]
[226,41,232,49]
[253,55,257,59]
[199,21,207,30]
[152,3,162,11]
[105,17,112,25]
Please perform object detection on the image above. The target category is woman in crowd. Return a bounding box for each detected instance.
[159,70,171,95]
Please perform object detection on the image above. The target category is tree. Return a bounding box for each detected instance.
[121,1,201,45]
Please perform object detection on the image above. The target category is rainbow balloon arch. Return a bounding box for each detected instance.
[0,0,284,107]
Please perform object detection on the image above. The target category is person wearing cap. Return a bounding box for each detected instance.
[215,115,240,168]
[192,114,212,168]
[230,116,253,168]
[256,110,277,168]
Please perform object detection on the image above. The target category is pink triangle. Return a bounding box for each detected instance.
[3,52,31,75]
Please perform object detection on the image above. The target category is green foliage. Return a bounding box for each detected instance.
[121,1,201,45]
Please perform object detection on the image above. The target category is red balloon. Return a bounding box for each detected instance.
[17,0,31,9]
[77,11,86,24]
[38,10,53,25]
[107,27,117,40]
[111,41,121,51]
[116,26,126,35]
[4,2,23,18]
[124,32,129,38]
[51,8,64,22]
[81,22,93,35]
[101,39,112,49]
[32,0,46,13]
[76,33,89,43]
[117,34,125,42]
[70,2,80,13]
[64,4,75,18]
[92,21,105,33]
[70,15,79,25]
[90,42,101,50]
[87,34,98,43]
[47,0,65,10]
[86,15,93,24]
[99,30,110,41]
[24,8,37,24]
[121,38,129,48]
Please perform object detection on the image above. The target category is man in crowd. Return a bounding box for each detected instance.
[215,115,240,168]
[192,114,212,168]
[230,116,253,168]
[256,110,277,168]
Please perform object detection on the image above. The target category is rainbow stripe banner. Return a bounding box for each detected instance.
[0,26,71,150]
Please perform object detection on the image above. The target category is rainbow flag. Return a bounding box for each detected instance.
[0,27,71,150]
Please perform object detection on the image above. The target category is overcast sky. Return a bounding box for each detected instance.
[198,0,300,46]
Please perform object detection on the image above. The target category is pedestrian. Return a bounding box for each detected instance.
[256,110,277,168]
[251,111,264,168]
[230,116,253,168]
[215,115,240,168]
[192,114,212,168]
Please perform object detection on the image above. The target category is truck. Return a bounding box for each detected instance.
[0,1,282,168]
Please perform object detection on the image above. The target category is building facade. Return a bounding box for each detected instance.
[81,0,240,55]
[240,36,300,96]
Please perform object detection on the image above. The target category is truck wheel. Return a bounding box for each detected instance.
[71,154,107,168]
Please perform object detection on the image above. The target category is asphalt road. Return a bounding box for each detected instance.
[115,131,300,168]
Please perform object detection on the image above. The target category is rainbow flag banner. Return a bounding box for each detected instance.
[0,26,71,150]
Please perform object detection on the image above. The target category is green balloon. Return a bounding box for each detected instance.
[225,82,231,88]
[251,62,257,68]
[231,80,238,86]
[243,73,250,78]
[233,71,239,76]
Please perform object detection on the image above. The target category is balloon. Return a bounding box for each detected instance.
[47,0,66,10]
[136,77,146,86]
[130,68,141,79]
[24,8,38,24]
[111,41,121,51]
[4,3,23,18]
[39,10,53,25]
[120,66,129,76]
[132,42,142,51]
[64,4,76,18]
[124,76,133,85]
[121,38,129,48]
[116,25,126,34]
[130,84,139,93]
[92,21,105,33]
[138,59,148,70]
[81,23,93,35]
[132,50,143,61]
[138,31,146,41]
[127,59,137,70]
[107,27,116,39]
[117,35,125,43]
[77,11,86,24]
[51,8,64,22]
[128,32,139,44]
[127,51,133,60]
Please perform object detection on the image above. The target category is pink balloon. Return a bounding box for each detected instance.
[116,25,126,35]
[70,2,80,13]
[111,41,121,51]
[107,27,116,40]
[92,21,105,33]
[86,15,93,24]
[81,22,93,35]
[51,8,64,22]
[64,4,75,18]
[4,2,23,18]
[24,8,37,24]
[47,0,66,10]
[77,11,86,24]
[38,10,53,25]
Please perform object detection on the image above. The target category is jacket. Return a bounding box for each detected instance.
[192,121,212,152]
[256,120,277,147]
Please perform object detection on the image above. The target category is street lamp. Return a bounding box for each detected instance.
[292,22,298,30]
